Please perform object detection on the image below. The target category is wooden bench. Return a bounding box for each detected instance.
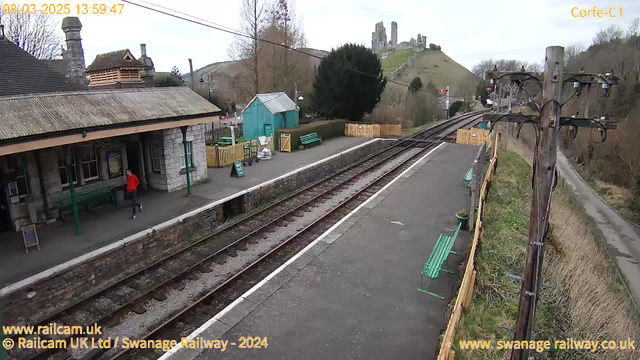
[299,132,322,149]
[57,186,115,221]
[463,167,473,190]
[418,223,462,299]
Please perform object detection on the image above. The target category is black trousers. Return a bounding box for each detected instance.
[129,190,141,215]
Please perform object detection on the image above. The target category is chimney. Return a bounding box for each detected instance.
[138,43,155,87]
[61,17,87,87]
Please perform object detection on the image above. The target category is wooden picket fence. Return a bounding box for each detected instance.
[456,128,492,146]
[437,134,500,360]
[344,123,402,137]
[206,136,275,168]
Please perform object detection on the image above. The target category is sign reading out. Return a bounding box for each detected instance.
[21,224,40,253]
[230,161,245,178]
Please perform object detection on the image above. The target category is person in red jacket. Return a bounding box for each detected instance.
[126,169,142,219]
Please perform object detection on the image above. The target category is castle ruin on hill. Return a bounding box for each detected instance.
[371,21,427,55]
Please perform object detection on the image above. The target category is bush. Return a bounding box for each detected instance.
[275,120,347,151]
[429,43,441,50]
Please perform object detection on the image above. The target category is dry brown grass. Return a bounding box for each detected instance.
[546,190,639,359]
[505,137,640,359]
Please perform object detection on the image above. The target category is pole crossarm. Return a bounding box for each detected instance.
[483,113,618,130]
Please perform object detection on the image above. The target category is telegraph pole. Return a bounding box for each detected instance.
[510,46,564,360]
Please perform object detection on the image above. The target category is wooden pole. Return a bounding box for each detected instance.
[511,46,563,360]
[65,146,81,235]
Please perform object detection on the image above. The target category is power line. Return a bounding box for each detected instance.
[119,0,444,96]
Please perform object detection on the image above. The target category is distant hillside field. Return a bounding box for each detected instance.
[383,50,478,98]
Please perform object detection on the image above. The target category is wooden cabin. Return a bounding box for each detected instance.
[86,49,146,89]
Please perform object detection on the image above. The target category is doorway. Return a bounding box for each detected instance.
[126,144,141,180]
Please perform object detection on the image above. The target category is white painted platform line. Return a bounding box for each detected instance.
[0,139,380,297]
[158,142,446,360]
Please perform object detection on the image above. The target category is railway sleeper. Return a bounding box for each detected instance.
[235,242,249,251]
[186,273,199,281]
[129,303,147,315]
[212,255,227,265]
[198,265,213,273]
[151,292,168,301]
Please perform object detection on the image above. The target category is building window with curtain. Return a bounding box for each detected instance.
[179,141,193,169]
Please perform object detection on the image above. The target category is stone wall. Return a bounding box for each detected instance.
[0,139,389,326]
[162,125,207,192]
[2,140,130,230]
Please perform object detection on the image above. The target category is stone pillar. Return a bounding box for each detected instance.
[61,17,87,87]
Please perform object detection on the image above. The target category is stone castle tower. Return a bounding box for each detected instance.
[391,21,398,47]
[61,17,87,86]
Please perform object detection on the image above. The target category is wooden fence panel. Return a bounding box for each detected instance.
[206,135,276,167]
[344,123,401,138]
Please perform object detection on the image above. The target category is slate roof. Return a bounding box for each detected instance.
[0,87,221,142]
[245,92,298,114]
[0,37,86,97]
[86,49,144,72]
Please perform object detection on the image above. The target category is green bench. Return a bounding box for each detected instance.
[217,137,239,147]
[463,167,473,190]
[299,132,322,149]
[418,223,462,299]
[56,186,115,221]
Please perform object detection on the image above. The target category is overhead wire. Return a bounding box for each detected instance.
[120,0,445,97]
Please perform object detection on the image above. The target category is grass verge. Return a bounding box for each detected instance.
[453,149,639,360]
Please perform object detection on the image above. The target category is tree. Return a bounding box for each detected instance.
[472,59,494,80]
[170,66,182,81]
[627,17,639,39]
[526,62,542,73]
[0,11,61,59]
[409,77,423,94]
[228,0,266,95]
[564,43,585,69]
[593,25,624,45]
[261,0,307,97]
[311,44,386,121]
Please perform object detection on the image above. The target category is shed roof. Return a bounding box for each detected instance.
[86,49,143,72]
[245,92,297,115]
[0,37,86,97]
[0,87,221,142]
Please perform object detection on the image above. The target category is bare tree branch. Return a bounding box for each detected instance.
[0,8,62,59]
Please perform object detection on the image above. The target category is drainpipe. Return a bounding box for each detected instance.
[181,126,192,196]
[65,146,81,234]
[35,150,51,220]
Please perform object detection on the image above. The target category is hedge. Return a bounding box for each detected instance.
[275,120,347,151]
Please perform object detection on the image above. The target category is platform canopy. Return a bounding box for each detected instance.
[0,87,221,156]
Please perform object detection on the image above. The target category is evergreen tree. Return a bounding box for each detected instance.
[311,44,386,121]
[170,66,182,81]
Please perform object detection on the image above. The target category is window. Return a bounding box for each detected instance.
[7,156,29,201]
[179,141,193,169]
[79,146,99,181]
[150,145,163,173]
[58,149,78,187]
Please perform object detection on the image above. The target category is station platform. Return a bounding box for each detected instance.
[0,137,371,287]
[167,143,479,360]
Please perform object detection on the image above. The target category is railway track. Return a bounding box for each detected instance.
[5,111,485,360]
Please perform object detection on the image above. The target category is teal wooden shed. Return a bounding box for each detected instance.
[242,92,299,141]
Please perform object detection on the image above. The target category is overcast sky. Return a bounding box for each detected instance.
[35,0,640,73]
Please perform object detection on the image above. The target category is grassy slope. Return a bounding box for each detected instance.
[453,149,638,360]
[381,49,414,75]
[382,50,478,98]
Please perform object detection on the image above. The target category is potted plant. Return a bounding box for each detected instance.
[456,209,469,230]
